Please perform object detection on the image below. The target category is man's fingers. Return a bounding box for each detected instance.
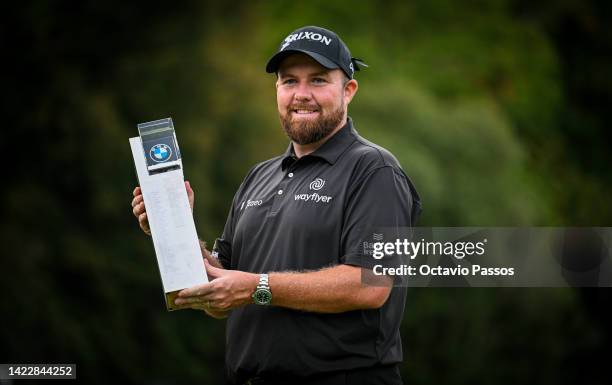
[131,194,143,208]
[138,213,150,234]
[138,212,147,223]
[175,295,216,306]
[178,283,215,298]
[132,186,150,235]
[174,299,217,312]
[185,181,194,209]
[133,202,145,217]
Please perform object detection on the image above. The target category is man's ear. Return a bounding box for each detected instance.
[344,79,358,105]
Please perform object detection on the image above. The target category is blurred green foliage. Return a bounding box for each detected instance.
[2,0,611,384]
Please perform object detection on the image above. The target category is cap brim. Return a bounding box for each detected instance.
[266,49,339,74]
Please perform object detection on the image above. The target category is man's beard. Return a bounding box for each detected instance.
[280,102,345,145]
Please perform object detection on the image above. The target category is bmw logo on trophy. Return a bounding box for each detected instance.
[149,143,173,163]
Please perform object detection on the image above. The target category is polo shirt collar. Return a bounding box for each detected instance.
[281,117,356,170]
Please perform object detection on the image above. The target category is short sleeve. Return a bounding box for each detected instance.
[340,166,420,269]
[213,201,236,269]
[212,165,262,269]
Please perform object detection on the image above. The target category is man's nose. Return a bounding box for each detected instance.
[293,82,312,101]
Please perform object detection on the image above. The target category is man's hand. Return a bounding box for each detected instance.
[131,181,194,235]
[175,260,258,314]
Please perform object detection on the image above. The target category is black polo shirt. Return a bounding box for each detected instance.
[214,117,421,382]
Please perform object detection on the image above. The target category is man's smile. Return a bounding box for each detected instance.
[290,105,320,118]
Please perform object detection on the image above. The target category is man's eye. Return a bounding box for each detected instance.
[282,79,297,85]
[312,78,327,84]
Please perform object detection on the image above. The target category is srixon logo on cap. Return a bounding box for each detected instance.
[281,31,333,51]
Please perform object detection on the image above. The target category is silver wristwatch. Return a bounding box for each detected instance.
[252,273,272,305]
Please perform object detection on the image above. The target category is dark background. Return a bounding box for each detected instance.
[2,1,611,383]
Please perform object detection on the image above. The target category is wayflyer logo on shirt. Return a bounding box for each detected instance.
[295,178,333,204]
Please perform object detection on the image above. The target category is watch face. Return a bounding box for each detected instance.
[253,289,272,305]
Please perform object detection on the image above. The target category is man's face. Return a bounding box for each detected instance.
[276,53,357,145]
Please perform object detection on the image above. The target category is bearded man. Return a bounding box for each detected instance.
[132,25,421,385]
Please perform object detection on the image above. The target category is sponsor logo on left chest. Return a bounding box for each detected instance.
[294,178,334,204]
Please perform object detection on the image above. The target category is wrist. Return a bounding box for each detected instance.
[251,273,273,305]
[249,273,259,303]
